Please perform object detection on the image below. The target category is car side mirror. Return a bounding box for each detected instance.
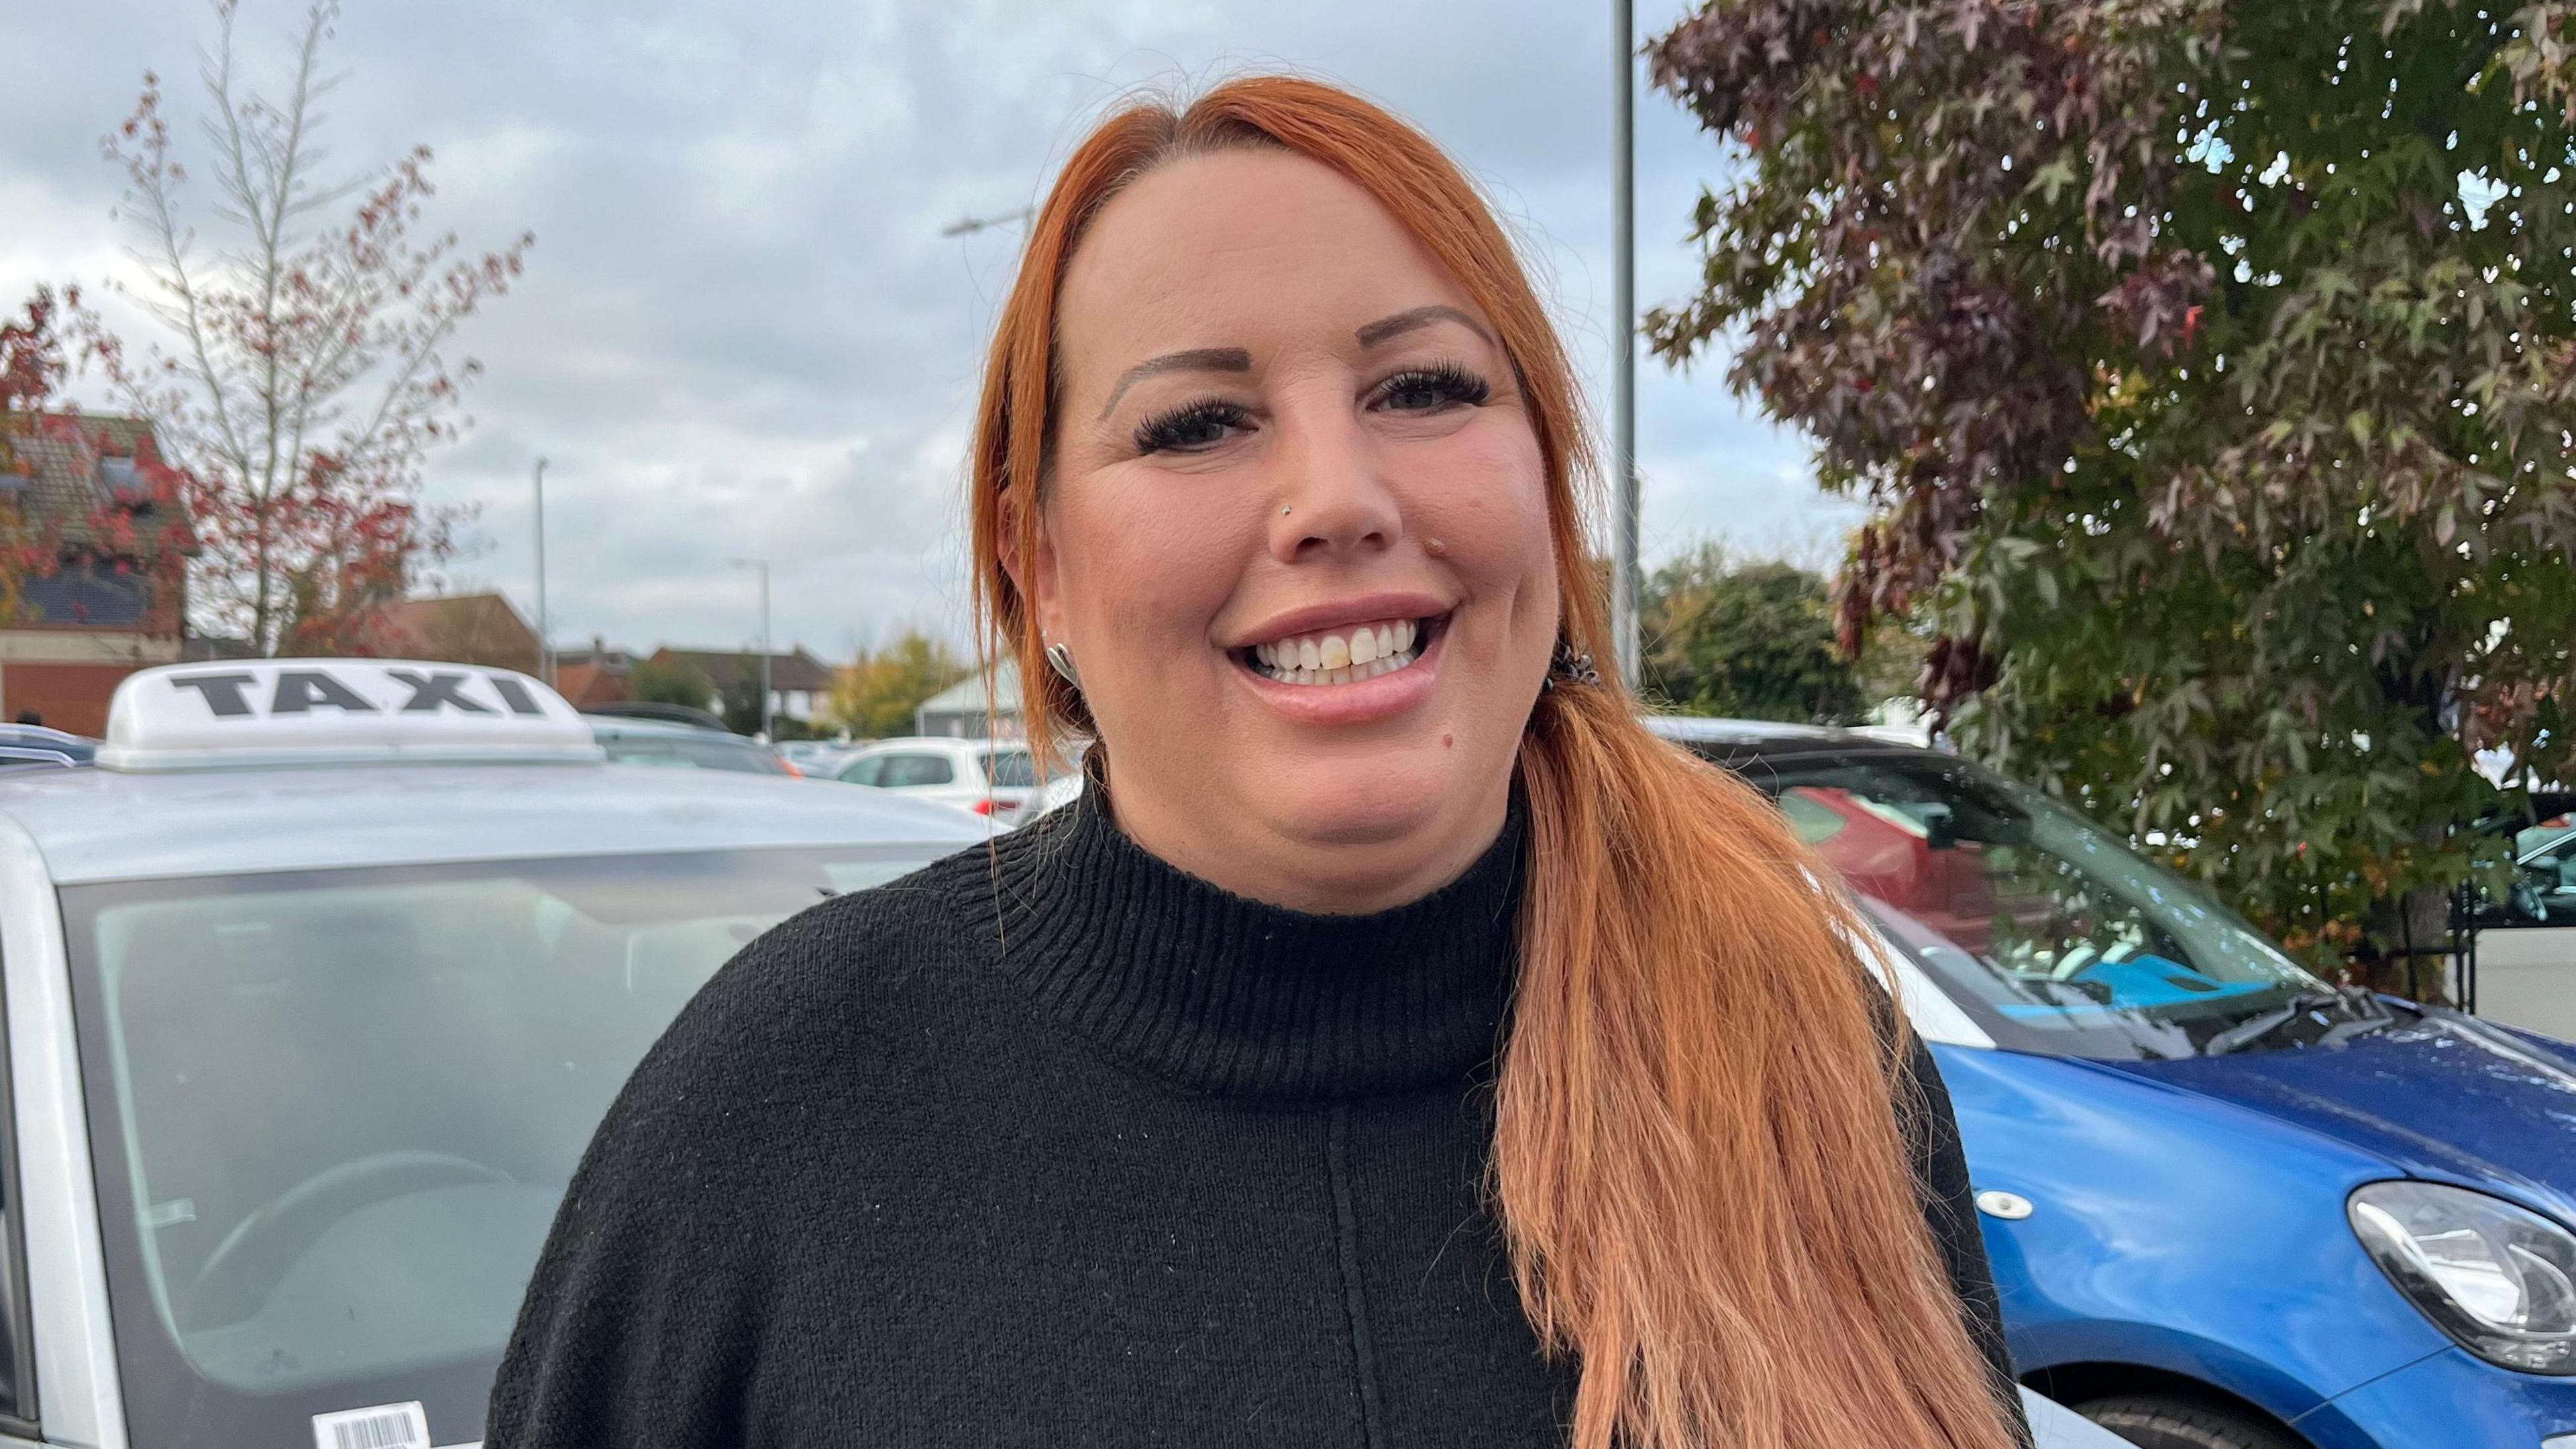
[2512,877,2550,922]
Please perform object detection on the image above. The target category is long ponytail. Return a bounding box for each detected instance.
[1505,678,2013,1448]
[971,74,2023,1449]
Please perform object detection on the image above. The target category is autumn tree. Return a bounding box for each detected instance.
[1649,0,2576,973]
[829,630,967,741]
[1641,543,1870,724]
[87,0,531,656]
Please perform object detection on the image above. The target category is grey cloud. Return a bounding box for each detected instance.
[3,0,1825,661]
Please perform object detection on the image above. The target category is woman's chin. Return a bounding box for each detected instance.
[1246,761,1467,850]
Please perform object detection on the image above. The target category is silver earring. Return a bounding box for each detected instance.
[1044,641,1081,689]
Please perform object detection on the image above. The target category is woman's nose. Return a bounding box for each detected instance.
[1267,404,1400,562]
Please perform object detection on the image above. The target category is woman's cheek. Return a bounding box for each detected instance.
[1408,420,1553,586]
[1067,479,1250,643]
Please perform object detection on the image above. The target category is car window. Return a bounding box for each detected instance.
[598,735,787,775]
[877,753,954,788]
[60,845,940,1449]
[982,749,1036,789]
[1758,759,2326,1060]
[837,756,884,786]
[662,738,790,774]
[2502,821,2576,927]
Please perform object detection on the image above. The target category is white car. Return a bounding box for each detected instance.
[0,659,982,1449]
[2471,816,2576,1039]
[830,736,1043,825]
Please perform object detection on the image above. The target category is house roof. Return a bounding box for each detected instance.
[651,647,836,694]
[1,413,182,552]
[371,592,541,672]
[918,660,1022,716]
[551,661,628,709]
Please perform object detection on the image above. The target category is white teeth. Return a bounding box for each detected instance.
[1243,616,1434,686]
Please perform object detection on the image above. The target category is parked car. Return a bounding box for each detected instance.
[832,735,1042,823]
[775,739,857,776]
[0,723,93,769]
[586,714,798,775]
[0,662,2116,1449]
[1650,716,2576,1449]
[2471,812,2576,1042]
[0,658,986,1448]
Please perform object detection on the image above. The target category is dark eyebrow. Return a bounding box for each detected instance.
[1097,347,1252,419]
[1356,305,1495,350]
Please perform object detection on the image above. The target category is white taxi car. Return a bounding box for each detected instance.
[0,659,982,1449]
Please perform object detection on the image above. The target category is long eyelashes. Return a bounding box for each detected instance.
[1373,360,1491,412]
[1130,361,1494,457]
[1134,400,1252,455]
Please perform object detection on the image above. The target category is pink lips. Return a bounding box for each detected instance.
[1228,589,1452,651]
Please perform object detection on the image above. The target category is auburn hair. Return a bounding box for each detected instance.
[969,76,2021,1449]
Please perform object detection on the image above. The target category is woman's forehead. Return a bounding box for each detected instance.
[1057,149,1487,372]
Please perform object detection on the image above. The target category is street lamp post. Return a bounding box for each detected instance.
[1611,0,1642,690]
[732,557,772,740]
[941,206,1035,237]
[532,457,551,686]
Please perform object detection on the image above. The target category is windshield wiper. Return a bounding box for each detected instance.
[2202,986,2387,1056]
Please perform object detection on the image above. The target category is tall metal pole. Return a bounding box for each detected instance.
[532,457,551,686]
[1611,0,1642,689]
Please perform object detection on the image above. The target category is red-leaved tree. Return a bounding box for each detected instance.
[83,0,531,656]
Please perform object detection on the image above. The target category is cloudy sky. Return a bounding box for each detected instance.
[1,0,1851,662]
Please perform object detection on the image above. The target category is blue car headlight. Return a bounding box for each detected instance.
[2349,1181,2576,1375]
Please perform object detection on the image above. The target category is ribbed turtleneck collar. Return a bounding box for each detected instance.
[963,786,1525,1102]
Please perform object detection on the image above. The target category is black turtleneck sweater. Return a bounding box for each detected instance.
[485,793,2023,1448]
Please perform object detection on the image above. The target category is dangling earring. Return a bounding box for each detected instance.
[1044,641,1081,690]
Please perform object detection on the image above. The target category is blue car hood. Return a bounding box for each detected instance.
[2092,1012,2576,1215]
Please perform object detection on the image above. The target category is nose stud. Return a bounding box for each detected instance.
[1281,505,1292,516]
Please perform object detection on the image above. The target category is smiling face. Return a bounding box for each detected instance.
[1032,146,1558,912]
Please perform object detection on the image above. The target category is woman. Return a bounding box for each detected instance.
[488,78,2031,1449]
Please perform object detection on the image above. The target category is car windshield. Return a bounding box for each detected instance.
[60,845,937,1449]
[1760,756,2332,1059]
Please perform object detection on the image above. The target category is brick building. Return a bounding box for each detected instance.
[0,415,189,736]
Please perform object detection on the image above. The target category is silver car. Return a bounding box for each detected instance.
[0,659,980,1449]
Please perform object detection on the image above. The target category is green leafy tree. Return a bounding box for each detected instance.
[1648,0,2576,975]
[628,656,713,712]
[718,655,766,737]
[1642,543,1869,724]
[828,629,967,740]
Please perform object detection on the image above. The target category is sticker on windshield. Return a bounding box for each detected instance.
[312,1401,431,1449]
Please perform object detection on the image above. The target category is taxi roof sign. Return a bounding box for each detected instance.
[98,659,606,772]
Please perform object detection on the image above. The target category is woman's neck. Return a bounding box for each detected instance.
[1102,763,1515,915]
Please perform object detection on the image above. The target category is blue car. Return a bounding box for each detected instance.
[1654,718,2576,1449]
